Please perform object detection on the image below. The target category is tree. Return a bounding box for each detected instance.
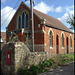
[67,14,74,30]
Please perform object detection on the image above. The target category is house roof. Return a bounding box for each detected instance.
[1,32,6,42]
[7,2,73,33]
[33,9,73,33]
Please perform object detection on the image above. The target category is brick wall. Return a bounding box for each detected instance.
[6,3,74,54]
[43,26,74,54]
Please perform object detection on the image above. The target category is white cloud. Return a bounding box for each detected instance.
[58,5,74,22]
[65,5,74,12]
[58,10,74,22]
[1,6,16,26]
[58,9,74,32]
[55,6,63,13]
[1,0,6,3]
[58,13,68,22]
[34,1,64,13]
[34,1,54,14]
[1,30,5,32]
[25,1,30,4]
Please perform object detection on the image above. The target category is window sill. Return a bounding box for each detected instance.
[62,47,64,49]
[70,47,72,49]
[50,46,53,49]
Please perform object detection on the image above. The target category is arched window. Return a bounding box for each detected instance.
[17,11,29,29]
[49,31,53,47]
[70,36,72,47]
[62,34,64,47]
[18,16,21,29]
[22,12,25,28]
[25,14,29,28]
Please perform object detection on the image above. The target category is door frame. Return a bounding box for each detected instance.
[56,35,59,54]
[66,37,69,54]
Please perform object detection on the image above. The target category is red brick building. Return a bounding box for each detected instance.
[6,2,74,54]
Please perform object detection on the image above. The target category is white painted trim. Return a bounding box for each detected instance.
[50,46,53,49]
[69,34,72,39]
[48,28,54,35]
[70,47,72,49]
[42,30,46,34]
[61,31,65,38]
[41,19,46,24]
[16,8,29,30]
[70,34,72,48]
[62,47,64,49]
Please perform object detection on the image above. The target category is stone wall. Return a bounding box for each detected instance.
[1,42,51,75]
[1,42,15,75]
[0,42,4,50]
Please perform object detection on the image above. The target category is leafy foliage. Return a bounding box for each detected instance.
[17,59,53,75]
[53,53,74,65]
[17,53,74,75]
[67,14,74,30]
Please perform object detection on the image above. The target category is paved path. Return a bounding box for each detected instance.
[39,62,74,75]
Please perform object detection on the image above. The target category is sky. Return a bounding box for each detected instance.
[1,0,74,32]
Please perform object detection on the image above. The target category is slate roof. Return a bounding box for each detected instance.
[33,9,73,33]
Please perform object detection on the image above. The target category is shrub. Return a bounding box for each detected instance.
[41,59,53,68]
[66,54,74,61]
[53,53,74,65]
[17,53,74,75]
[29,65,41,75]
[17,69,31,75]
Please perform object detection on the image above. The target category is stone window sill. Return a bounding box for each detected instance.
[62,47,64,49]
[50,46,53,49]
[70,47,72,49]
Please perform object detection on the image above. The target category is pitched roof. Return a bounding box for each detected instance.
[7,2,73,33]
[33,9,73,33]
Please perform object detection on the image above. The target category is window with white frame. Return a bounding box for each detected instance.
[18,11,29,29]
[70,36,72,48]
[49,30,53,47]
[62,33,64,47]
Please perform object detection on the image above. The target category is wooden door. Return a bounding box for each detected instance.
[56,35,59,54]
[66,37,69,54]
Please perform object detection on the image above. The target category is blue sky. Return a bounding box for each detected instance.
[1,0,74,32]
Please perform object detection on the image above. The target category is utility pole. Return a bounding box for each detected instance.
[30,0,34,52]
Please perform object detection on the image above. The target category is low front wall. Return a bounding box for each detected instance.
[1,42,74,75]
[1,42,51,75]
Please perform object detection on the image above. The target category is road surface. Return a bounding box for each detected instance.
[39,62,74,75]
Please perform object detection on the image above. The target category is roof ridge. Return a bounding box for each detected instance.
[6,2,73,33]
[33,9,58,20]
[33,9,73,33]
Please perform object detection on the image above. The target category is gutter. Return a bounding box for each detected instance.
[45,24,74,34]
